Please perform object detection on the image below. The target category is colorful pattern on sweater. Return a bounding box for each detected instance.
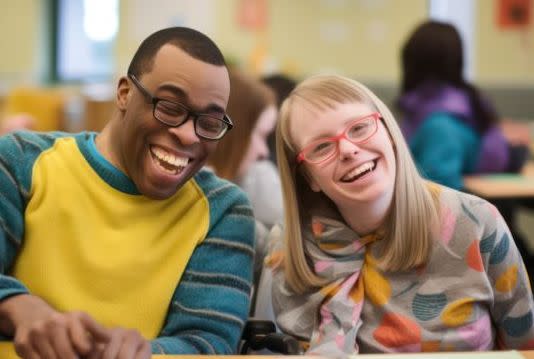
[270,184,534,354]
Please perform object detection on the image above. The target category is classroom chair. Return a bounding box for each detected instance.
[4,87,66,132]
[241,265,302,354]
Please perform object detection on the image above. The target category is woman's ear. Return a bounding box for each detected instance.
[116,76,131,112]
[299,166,321,192]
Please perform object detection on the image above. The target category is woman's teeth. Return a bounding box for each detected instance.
[341,160,376,182]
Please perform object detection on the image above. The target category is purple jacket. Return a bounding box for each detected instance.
[398,82,509,173]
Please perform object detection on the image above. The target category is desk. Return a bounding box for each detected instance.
[161,352,532,358]
[463,162,534,199]
[1,342,534,358]
[158,356,534,359]
[156,353,533,358]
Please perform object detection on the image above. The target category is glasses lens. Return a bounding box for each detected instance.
[155,100,188,126]
[347,117,375,141]
[305,141,336,163]
[196,115,227,139]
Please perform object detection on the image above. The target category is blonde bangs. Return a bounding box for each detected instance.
[290,76,372,113]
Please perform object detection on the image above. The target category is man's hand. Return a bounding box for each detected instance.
[87,328,151,359]
[0,294,151,359]
[13,310,109,359]
[0,294,109,358]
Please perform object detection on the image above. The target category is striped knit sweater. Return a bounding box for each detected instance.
[0,131,255,354]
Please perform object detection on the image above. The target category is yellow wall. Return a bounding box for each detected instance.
[0,0,44,84]
[476,0,534,85]
[115,0,427,81]
[115,0,143,77]
[215,0,427,82]
[0,0,533,86]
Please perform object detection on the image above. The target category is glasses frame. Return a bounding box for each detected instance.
[296,112,382,165]
[127,73,233,140]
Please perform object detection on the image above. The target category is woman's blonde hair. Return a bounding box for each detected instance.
[208,68,275,180]
[276,75,439,293]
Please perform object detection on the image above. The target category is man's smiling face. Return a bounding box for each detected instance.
[114,44,230,199]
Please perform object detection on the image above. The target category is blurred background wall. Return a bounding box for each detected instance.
[117,0,428,82]
[0,0,532,122]
[0,0,47,87]
[1,0,534,248]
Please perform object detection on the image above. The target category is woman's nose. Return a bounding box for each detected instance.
[338,138,360,160]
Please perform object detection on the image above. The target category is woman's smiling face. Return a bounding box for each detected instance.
[290,101,396,211]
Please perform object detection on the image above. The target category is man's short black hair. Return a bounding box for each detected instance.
[127,27,226,78]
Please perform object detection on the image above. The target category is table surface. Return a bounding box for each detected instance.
[155,352,534,358]
[1,341,534,358]
[463,162,534,199]
[155,352,533,358]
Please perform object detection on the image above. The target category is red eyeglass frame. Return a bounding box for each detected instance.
[296,112,381,165]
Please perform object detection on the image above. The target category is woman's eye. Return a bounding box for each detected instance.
[311,142,333,154]
[349,123,369,136]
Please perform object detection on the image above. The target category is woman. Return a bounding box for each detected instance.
[269,74,534,355]
[398,21,512,189]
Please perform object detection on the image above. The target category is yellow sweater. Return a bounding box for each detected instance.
[14,136,209,338]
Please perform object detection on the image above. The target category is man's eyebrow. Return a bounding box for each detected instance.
[157,83,188,99]
[202,103,226,114]
[156,84,225,114]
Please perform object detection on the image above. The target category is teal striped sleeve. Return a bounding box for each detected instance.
[151,169,255,354]
[0,131,66,302]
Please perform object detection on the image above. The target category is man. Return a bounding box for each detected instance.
[0,27,255,358]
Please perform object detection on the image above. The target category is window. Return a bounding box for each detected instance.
[429,0,476,79]
[55,0,119,82]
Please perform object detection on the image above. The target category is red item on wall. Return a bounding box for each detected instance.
[497,0,532,29]
[237,0,268,31]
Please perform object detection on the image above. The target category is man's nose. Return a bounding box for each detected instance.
[168,117,200,145]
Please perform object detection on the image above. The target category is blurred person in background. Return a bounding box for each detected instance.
[398,20,515,188]
[261,73,297,165]
[397,20,531,273]
[208,68,279,284]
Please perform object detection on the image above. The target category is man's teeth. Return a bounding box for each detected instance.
[152,147,188,167]
[342,161,374,181]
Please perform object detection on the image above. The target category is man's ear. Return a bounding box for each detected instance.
[116,76,131,112]
[300,166,321,192]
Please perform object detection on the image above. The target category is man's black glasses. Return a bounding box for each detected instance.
[128,73,233,140]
